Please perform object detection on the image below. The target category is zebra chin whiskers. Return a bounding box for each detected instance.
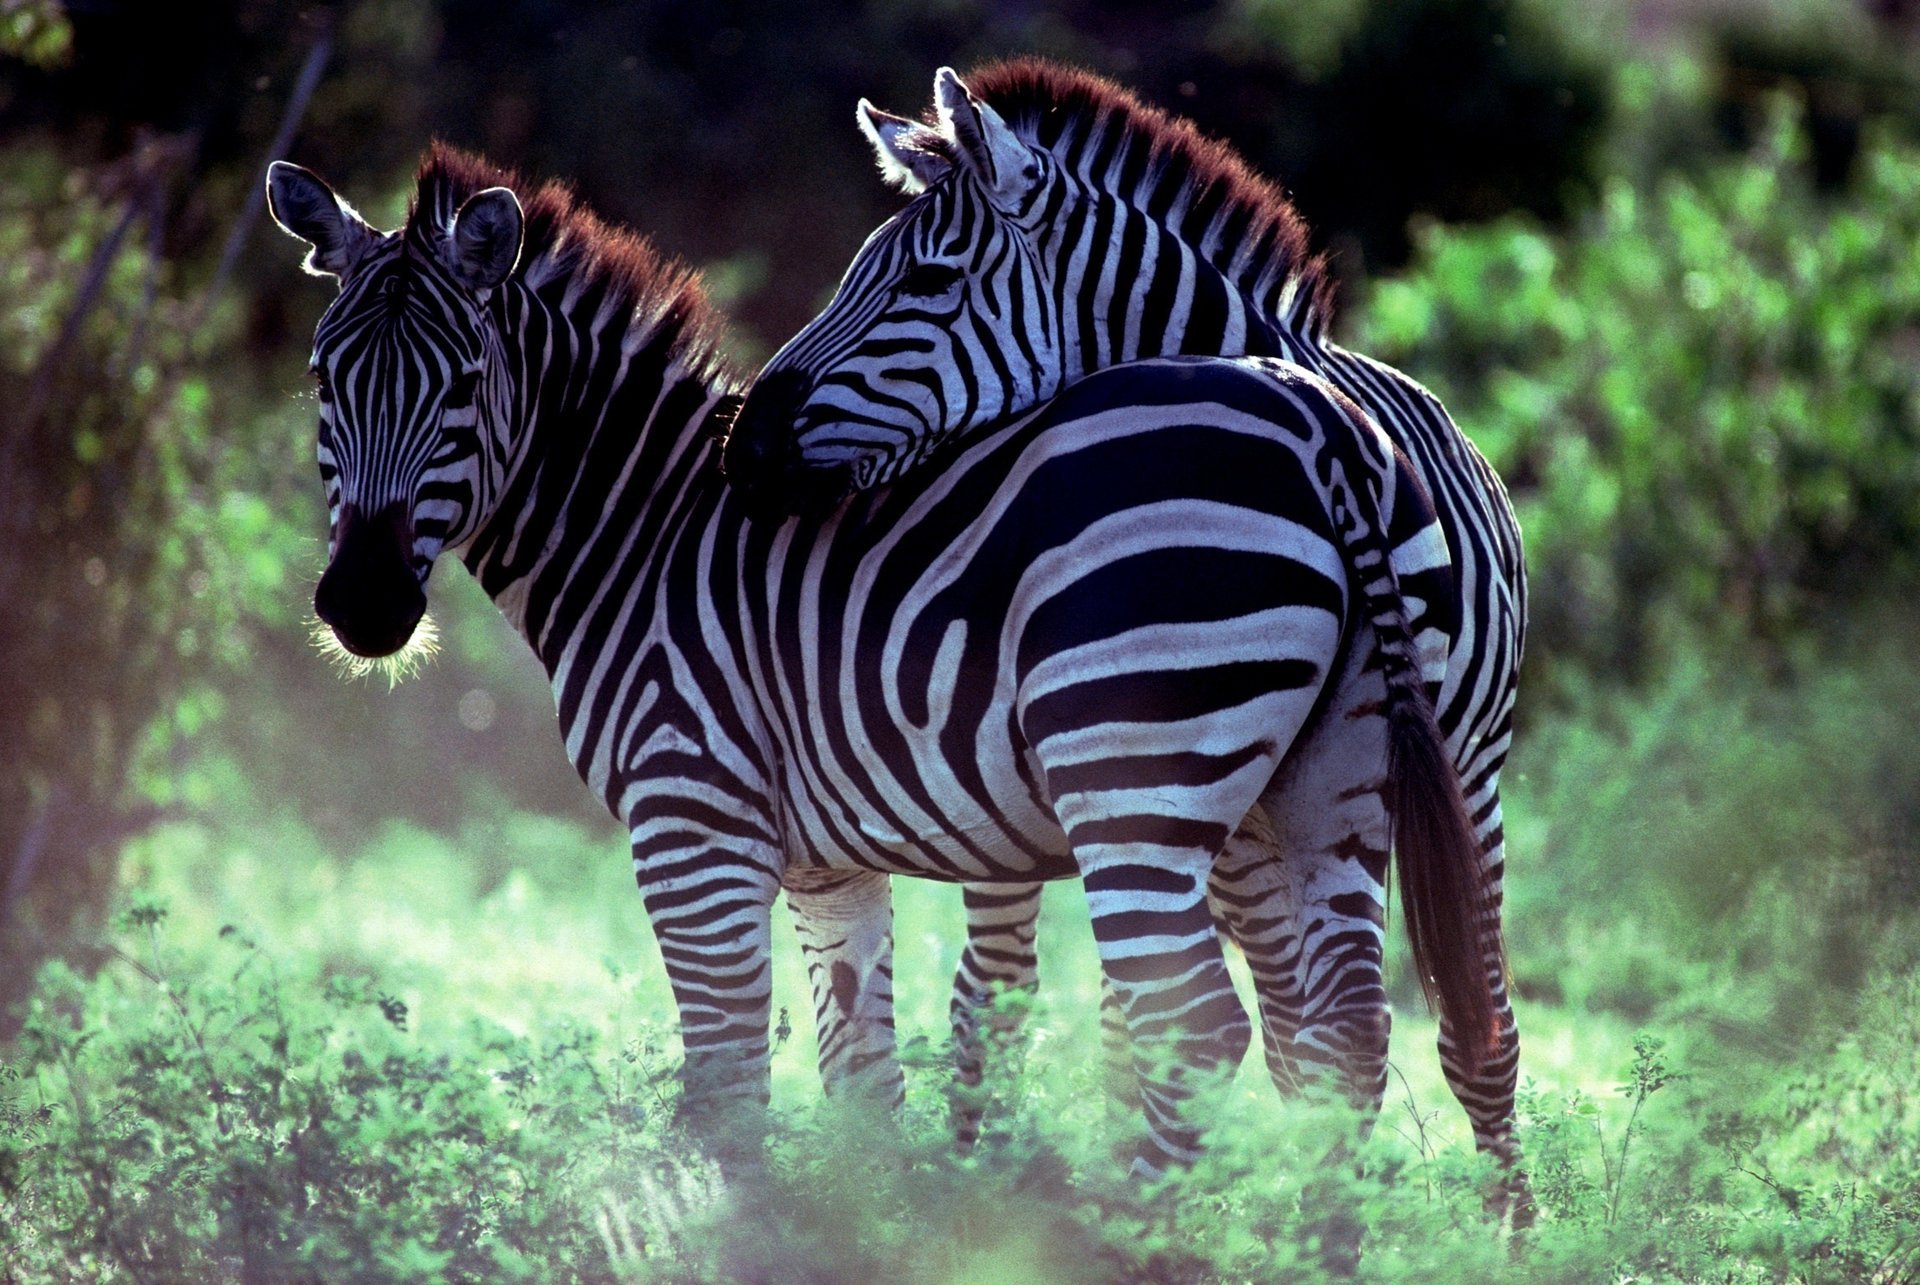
[308,609,441,688]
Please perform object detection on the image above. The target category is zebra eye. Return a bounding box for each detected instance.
[447,368,481,406]
[898,263,963,298]
[311,365,333,401]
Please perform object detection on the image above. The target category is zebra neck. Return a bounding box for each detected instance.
[1056,193,1324,377]
[458,282,735,675]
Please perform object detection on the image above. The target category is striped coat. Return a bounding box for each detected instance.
[270,145,1491,1175]
[725,59,1527,1209]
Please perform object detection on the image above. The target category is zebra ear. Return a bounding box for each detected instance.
[933,67,1040,210]
[267,161,374,280]
[445,185,524,292]
[856,98,950,194]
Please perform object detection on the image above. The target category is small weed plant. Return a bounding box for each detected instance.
[5,897,1920,1282]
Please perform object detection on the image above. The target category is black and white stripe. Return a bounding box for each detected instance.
[727,60,1528,1210]
[272,146,1491,1176]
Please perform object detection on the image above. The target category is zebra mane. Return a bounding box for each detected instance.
[409,142,735,385]
[959,59,1335,339]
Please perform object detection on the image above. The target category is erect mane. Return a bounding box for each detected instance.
[408,141,735,385]
[961,58,1335,338]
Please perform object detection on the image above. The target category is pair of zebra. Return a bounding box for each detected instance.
[268,59,1526,1204]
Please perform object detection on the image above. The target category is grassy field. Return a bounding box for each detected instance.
[6,640,1920,1282]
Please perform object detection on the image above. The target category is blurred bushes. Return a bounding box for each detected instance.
[0,0,1617,351]
[1358,98,1920,686]
[1214,0,1610,272]
[0,139,317,1003]
[1706,0,1920,190]
[0,1,69,69]
[1498,611,1920,1041]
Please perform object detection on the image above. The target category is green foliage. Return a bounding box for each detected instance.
[1704,0,1920,190]
[1509,993,1920,1284]
[0,142,318,1001]
[0,910,679,1281]
[1715,968,1920,1282]
[1504,621,1920,1046]
[7,896,1920,1282]
[9,643,1920,1284]
[0,0,70,68]
[1357,102,1920,684]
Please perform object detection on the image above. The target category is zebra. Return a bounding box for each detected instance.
[723,59,1529,1210]
[267,143,1496,1177]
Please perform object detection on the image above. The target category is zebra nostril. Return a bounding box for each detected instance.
[313,565,350,632]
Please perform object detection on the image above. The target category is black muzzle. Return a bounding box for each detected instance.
[723,369,853,518]
[314,502,427,657]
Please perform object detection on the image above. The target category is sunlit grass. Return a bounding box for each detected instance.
[24,641,1920,1280]
[115,810,1628,1153]
[308,610,442,688]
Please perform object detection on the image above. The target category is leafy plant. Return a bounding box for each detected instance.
[7,873,1920,1282]
[0,143,316,1011]
[1357,101,1920,686]
[0,903,685,1282]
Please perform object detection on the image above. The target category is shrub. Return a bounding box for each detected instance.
[1356,102,1920,686]
[8,881,1920,1282]
[1502,618,1920,1042]
[0,903,671,1281]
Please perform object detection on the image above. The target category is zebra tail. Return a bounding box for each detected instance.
[1385,677,1497,1076]
[1325,389,1500,1076]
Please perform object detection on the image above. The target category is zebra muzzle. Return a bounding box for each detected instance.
[724,370,855,518]
[314,502,427,657]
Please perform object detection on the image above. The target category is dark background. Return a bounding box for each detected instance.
[2,0,1917,1014]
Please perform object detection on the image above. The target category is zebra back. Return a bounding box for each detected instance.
[727,59,1523,749]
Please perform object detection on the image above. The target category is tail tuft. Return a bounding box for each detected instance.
[1387,688,1498,1076]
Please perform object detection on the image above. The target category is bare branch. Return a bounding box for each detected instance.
[117,179,168,383]
[189,13,336,340]
[1,785,62,922]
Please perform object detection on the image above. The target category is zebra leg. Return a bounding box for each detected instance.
[1084,808,1295,1153]
[1275,793,1389,1276]
[1259,642,1394,1119]
[1436,780,1531,1225]
[1016,552,1337,1176]
[784,867,903,1110]
[1096,979,1141,1115]
[1205,805,1311,1097]
[951,881,1201,1145]
[1244,640,1397,1272]
[1077,846,1253,1178]
[634,850,780,1164]
[950,882,1041,1146]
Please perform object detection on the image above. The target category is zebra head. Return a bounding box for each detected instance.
[726,67,1065,509]
[267,159,522,660]
[730,61,1328,516]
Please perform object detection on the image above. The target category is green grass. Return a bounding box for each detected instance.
[7,648,1920,1281]
[103,808,1632,1144]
